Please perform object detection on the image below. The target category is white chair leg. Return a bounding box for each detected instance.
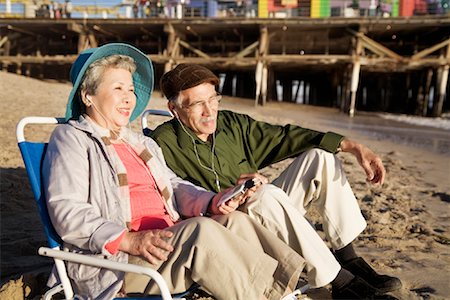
[43,284,65,300]
[54,257,74,299]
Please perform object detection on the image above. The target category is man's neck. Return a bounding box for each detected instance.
[198,133,210,142]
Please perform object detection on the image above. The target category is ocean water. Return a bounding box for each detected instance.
[378,113,450,131]
[323,112,450,155]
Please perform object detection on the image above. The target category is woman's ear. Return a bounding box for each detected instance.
[81,91,91,107]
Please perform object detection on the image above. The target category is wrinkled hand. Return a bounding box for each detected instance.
[209,189,243,215]
[237,173,269,185]
[340,138,386,185]
[120,230,174,265]
[236,173,266,201]
[208,173,268,215]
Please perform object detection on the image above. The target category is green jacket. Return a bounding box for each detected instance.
[151,110,344,193]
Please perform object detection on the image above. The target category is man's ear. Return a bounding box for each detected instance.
[168,102,178,118]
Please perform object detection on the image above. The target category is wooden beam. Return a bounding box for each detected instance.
[92,25,119,38]
[78,32,88,53]
[233,40,259,59]
[255,26,269,106]
[185,25,199,37]
[178,39,210,59]
[265,54,351,63]
[6,25,36,36]
[411,38,450,60]
[77,31,97,52]
[88,32,98,48]
[433,44,450,117]
[164,23,176,73]
[67,22,84,34]
[348,29,403,61]
[0,36,8,48]
[233,32,276,59]
[422,69,433,116]
[349,36,363,117]
[360,39,390,57]
[139,27,157,38]
[0,55,77,64]
[360,36,403,60]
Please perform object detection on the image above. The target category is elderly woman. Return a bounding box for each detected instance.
[42,43,305,299]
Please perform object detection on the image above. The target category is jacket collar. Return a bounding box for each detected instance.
[69,115,139,144]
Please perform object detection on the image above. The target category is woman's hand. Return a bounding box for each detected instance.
[119,230,174,265]
[208,188,245,215]
[208,174,266,215]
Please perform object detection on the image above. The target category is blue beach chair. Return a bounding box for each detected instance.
[16,116,196,300]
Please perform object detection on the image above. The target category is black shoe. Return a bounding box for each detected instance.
[332,276,398,299]
[343,257,402,293]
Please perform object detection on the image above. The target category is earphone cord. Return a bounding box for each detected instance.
[88,100,159,188]
[176,117,221,192]
[88,99,123,140]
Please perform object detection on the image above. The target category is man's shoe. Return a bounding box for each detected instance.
[332,276,398,299]
[343,257,402,293]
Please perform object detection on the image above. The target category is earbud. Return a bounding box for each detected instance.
[169,107,178,118]
[86,96,92,103]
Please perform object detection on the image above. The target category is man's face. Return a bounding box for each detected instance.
[171,82,220,142]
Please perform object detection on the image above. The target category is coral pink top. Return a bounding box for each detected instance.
[105,143,174,254]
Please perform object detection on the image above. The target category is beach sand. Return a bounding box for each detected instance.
[1,72,449,299]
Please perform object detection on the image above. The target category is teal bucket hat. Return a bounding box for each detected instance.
[65,43,153,122]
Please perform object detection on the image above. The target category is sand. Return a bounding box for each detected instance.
[0,71,449,299]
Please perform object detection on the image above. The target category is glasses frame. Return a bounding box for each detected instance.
[181,93,222,112]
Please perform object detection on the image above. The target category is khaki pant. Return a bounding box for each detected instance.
[124,211,304,300]
[241,149,367,288]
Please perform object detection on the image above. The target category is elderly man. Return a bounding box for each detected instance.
[150,64,401,299]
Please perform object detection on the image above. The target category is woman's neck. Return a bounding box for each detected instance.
[84,114,123,141]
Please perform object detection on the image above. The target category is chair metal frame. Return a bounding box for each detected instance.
[16,116,192,300]
[141,109,173,136]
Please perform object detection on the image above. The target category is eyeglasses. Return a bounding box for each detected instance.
[181,93,222,112]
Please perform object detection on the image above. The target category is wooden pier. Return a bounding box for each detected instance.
[1,16,449,116]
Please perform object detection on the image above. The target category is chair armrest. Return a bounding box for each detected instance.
[141,109,173,134]
[38,247,173,300]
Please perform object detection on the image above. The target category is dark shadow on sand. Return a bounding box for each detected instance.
[432,192,450,203]
[0,167,51,281]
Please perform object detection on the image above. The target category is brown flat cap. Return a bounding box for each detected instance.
[160,64,219,101]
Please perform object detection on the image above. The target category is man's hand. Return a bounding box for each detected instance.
[208,189,244,215]
[236,173,266,202]
[237,173,269,185]
[339,138,386,185]
[119,230,174,265]
[208,174,267,215]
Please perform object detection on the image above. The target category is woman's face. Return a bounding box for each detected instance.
[85,67,136,132]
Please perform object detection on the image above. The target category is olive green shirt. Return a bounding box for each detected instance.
[151,110,344,193]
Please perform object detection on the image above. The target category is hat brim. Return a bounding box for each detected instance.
[65,43,153,122]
